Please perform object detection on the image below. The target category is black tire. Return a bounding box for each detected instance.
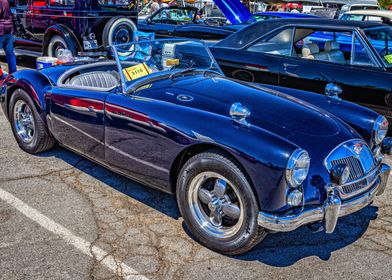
[46,35,68,57]
[102,17,137,47]
[176,150,266,255]
[9,89,55,154]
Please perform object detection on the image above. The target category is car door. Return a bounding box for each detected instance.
[104,88,177,191]
[211,27,295,84]
[279,28,392,117]
[48,87,108,161]
[146,9,176,38]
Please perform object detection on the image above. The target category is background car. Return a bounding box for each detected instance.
[1,39,390,255]
[210,19,392,125]
[138,6,238,40]
[12,0,138,57]
[340,10,392,25]
[338,2,380,18]
[244,11,319,23]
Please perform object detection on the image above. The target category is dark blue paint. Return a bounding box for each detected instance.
[0,65,381,213]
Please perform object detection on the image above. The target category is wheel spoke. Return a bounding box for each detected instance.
[198,188,213,205]
[213,179,227,198]
[222,203,241,219]
[210,211,223,227]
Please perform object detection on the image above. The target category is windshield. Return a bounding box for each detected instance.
[364,26,392,67]
[112,39,221,89]
[245,15,278,23]
[152,8,196,23]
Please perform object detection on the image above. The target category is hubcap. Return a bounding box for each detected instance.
[14,100,35,144]
[113,25,133,45]
[188,172,244,238]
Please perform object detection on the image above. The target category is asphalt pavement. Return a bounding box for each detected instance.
[0,58,392,280]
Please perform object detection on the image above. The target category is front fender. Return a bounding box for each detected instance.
[1,70,52,123]
[43,24,82,55]
[260,84,379,147]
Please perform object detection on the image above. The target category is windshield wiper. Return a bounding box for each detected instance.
[169,68,196,80]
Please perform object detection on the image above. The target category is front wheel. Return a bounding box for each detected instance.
[176,150,266,255]
[9,89,55,154]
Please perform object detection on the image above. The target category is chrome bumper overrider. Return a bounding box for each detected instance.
[258,163,390,233]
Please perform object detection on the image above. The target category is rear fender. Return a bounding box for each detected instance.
[1,70,52,123]
[43,24,82,55]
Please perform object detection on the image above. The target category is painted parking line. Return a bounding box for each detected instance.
[0,187,149,280]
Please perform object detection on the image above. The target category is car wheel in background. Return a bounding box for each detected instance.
[46,35,68,57]
[177,150,267,255]
[102,17,137,47]
[9,89,55,154]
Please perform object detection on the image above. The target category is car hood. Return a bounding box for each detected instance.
[136,74,360,153]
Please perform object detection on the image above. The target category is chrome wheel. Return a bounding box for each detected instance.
[188,172,244,239]
[13,100,35,144]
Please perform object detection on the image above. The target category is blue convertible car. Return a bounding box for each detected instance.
[0,39,390,255]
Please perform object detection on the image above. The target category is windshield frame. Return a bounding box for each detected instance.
[111,38,223,93]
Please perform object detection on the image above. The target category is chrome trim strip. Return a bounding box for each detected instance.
[258,163,390,233]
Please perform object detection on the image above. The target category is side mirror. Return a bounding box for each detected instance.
[382,137,392,155]
[325,83,342,101]
[146,16,152,24]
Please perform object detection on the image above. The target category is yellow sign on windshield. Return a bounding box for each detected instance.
[123,63,152,81]
[385,54,392,64]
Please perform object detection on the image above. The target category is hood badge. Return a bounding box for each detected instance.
[353,142,364,155]
[230,102,251,127]
[177,94,193,102]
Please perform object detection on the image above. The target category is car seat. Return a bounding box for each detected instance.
[68,71,120,89]
[325,41,345,64]
[302,43,328,61]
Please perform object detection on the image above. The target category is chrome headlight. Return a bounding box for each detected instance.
[286,148,310,187]
[373,115,388,145]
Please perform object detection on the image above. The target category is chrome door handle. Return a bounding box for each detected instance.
[283,63,298,71]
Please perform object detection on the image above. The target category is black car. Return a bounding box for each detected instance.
[138,6,239,40]
[11,0,138,57]
[210,19,392,123]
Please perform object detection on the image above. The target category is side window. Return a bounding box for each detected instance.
[49,0,75,7]
[351,36,375,66]
[247,28,293,56]
[293,29,354,64]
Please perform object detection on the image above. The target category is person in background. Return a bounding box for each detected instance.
[0,0,16,77]
[150,0,159,15]
[198,1,207,18]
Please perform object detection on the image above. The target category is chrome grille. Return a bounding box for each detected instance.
[331,156,365,181]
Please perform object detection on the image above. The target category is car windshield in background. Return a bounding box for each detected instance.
[112,39,221,87]
[364,26,392,66]
[245,15,278,23]
[153,8,196,22]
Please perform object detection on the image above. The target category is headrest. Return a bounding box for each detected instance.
[325,41,340,52]
[302,43,319,57]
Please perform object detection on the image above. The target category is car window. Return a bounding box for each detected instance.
[291,29,376,67]
[16,0,28,6]
[49,0,74,7]
[247,27,293,56]
[366,16,383,22]
[342,14,365,21]
[99,0,137,10]
[152,8,195,23]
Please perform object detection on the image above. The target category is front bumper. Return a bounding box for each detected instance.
[258,163,390,233]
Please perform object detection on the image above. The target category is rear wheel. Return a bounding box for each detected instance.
[46,35,68,57]
[102,17,137,47]
[176,150,266,255]
[9,89,55,154]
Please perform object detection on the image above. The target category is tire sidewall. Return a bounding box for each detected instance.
[47,35,68,57]
[103,17,137,47]
[9,90,41,153]
[177,153,260,254]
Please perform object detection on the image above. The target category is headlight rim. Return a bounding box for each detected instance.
[286,148,310,188]
[373,115,388,145]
